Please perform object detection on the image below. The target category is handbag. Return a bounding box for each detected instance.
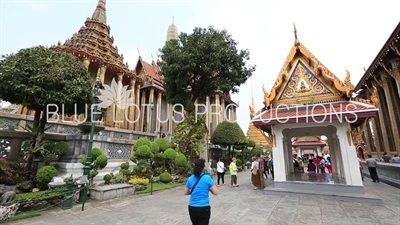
[190,174,205,194]
[251,168,258,175]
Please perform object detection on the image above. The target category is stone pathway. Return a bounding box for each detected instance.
[9,172,400,225]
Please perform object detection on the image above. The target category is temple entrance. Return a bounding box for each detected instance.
[283,126,345,185]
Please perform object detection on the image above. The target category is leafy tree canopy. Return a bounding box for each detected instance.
[159,26,256,109]
[211,121,246,145]
[0,46,93,113]
[247,139,256,148]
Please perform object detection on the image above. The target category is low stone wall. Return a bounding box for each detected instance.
[361,161,400,188]
[89,184,134,201]
[54,161,136,184]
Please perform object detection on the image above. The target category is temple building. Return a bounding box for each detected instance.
[354,21,400,158]
[291,136,327,157]
[251,25,378,195]
[0,0,238,173]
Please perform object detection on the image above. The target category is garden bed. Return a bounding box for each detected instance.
[134,182,185,195]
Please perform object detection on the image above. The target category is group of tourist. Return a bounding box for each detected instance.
[301,154,333,174]
[380,152,400,163]
[250,155,274,190]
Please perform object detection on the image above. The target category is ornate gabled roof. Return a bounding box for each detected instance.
[134,56,164,91]
[50,0,134,76]
[262,24,355,107]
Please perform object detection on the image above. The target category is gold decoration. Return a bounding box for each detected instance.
[279,64,332,101]
[246,122,272,148]
[262,85,271,107]
[351,127,364,145]
[249,104,255,119]
[370,85,379,106]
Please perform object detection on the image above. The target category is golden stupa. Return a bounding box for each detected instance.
[246,95,272,147]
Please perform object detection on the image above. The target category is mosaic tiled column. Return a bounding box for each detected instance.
[134,84,141,131]
[381,72,400,152]
[147,88,155,133]
[156,92,162,133]
[139,90,146,132]
[220,98,225,123]
[83,58,91,70]
[115,73,124,128]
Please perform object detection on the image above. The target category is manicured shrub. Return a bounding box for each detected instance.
[159,172,172,183]
[150,142,160,154]
[129,178,149,186]
[103,174,112,184]
[163,148,177,160]
[36,165,58,190]
[155,138,171,152]
[135,145,153,159]
[175,153,187,167]
[236,159,243,167]
[133,138,151,151]
[120,162,130,170]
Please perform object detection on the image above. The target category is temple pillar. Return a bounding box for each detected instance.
[134,84,141,131]
[167,104,172,134]
[139,90,146,132]
[371,117,383,156]
[215,95,220,127]
[233,107,237,121]
[381,72,400,152]
[128,78,136,130]
[99,65,107,84]
[206,96,210,129]
[374,83,391,154]
[83,58,91,70]
[221,98,225,122]
[156,92,162,133]
[364,118,375,154]
[147,88,155,133]
[114,73,124,128]
[388,58,400,82]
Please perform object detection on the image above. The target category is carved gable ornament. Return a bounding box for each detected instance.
[277,62,338,104]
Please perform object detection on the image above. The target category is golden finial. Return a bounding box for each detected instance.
[293,22,300,47]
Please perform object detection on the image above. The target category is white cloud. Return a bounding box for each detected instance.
[208,0,400,132]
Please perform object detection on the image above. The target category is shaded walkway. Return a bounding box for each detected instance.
[9,172,400,225]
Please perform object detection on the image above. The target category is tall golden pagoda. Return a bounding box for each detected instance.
[246,94,272,147]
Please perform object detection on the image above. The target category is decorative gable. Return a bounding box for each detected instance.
[276,61,342,104]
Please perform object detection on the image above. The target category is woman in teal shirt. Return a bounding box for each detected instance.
[184,159,218,225]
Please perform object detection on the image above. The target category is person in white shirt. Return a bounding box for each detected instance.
[216,158,226,186]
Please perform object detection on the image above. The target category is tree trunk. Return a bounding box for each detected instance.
[31,108,48,187]
[25,109,41,173]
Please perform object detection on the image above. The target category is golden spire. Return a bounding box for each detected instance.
[91,0,107,24]
[293,22,300,47]
[167,17,178,41]
[249,77,255,119]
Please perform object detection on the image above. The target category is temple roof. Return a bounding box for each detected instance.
[134,56,164,91]
[355,21,400,91]
[262,24,355,108]
[50,0,134,77]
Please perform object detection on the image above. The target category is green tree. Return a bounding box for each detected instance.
[0,46,93,174]
[159,27,255,161]
[159,26,255,109]
[211,121,247,159]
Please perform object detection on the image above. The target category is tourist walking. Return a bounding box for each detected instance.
[326,156,333,174]
[270,157,274,179]
[366,154,380,182]
[184,159,218,225]
[358,157,364,181]
[251,156,261,190]
[216,158,226,186]
[314,156,321,173]
[229,157,239,187]
[257,155,266,188]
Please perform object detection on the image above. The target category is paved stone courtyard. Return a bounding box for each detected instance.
[9,172,400,225]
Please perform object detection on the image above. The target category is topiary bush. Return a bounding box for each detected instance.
[159,172,172,183]
[174,153,187,167]
[128,178,149,186]
[135,145,153,160]
[81,148,108,185]
[36,165,58,190]
[133,138,151,152]
[120,162,130,170]
[164,148,177,160]
[155,138,171,152]
[103,174,112,184]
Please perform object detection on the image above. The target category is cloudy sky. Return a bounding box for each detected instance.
[1,0,400,133]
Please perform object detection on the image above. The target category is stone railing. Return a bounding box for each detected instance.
[360,161,400,188]
[0,111,157,161]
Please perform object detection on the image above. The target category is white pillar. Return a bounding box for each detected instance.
[273,127,287,182]
[336,123,363,186]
